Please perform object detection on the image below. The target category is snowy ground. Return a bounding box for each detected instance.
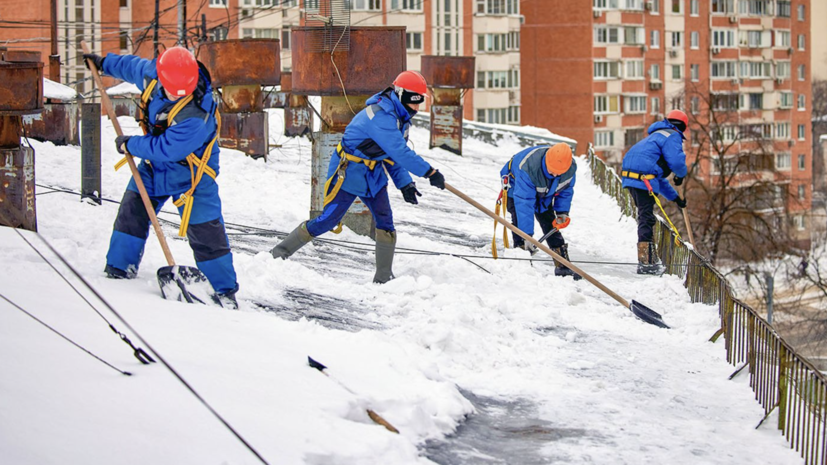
[0,109,803,464]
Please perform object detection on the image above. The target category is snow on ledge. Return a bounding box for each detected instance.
[44,78,78,100]
[106,82,141,96]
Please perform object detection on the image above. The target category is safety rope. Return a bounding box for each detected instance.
[641,178,683,246]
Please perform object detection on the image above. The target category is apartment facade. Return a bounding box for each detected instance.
[521,0,813,247]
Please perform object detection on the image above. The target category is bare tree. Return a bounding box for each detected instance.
[812,80,827,195]
[673,81,795,265]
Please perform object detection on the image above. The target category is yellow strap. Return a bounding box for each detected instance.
[171,110,221,237]
[492,199,500,259]
[491,190,512,259]
[650,192,683,246]
[621,170,656,180]
[502,190,510,249]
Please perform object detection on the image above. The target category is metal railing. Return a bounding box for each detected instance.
[588,145,827,465]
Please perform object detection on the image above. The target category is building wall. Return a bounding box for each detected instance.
[812,0,827,80]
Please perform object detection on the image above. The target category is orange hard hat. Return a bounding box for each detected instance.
[545,143,573,176]
[666,109,689,132]
[157,46,199,97]
[393,70,428,95]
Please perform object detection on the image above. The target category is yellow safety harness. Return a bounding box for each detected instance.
[322,142,395,234]
[623,170,682,245]
[114,79,221,238]
[491,159,514,259]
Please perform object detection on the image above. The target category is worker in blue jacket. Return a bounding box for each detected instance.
[620,109,689,275]
[500,142,581,279]
[83,47,238,307]
[270,70,446,283]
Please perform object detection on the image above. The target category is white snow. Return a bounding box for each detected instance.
[43,78,78,100]
[0,110,803,464]
[106,82,141,96]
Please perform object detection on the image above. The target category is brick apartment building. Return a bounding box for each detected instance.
[522,0,813,247]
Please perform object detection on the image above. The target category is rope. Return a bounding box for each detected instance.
[0,293,132,376]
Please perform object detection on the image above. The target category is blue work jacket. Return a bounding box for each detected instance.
[102,53,220,197]
[500,146,576,237]
[620,120,688,201]
[329,88,432,198]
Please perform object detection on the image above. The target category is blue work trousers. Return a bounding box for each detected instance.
[306,186,394,237]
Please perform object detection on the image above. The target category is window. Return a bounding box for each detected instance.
[798,124,806,140]
[741,30,770,48]
[712,29,735,48]
[650,0,660,13]
[671,96,683,111]
[507,31,520,50]
[651,97,661,114]
[712,93,739,111]
[593,0,620,9]
[595,26,620,44]
[739,0,773,16]
[775,31,790,48]
[594,95,620,114]
[120,0,128,7]
[391,0,423,11]
[798,94,806,110]
[352,0,381,11]
[670,0,681,14]
[799,154,806,171]
[798,34,805,51]
[776,152,791,169]
[624,27,645,45]
[690,96,700,112]
[625,129,644,147]
[478,71,509,89]
[690,31,699,49]
[210,0,227,5]
[797,4,805,21]
[477,109,485,122]
[119,31,128,50]
[798,184,806,199]
[690,0,698,15]
[622,0,644,10]
[671,65,683,80]
[650,63,660,80]
[709,61,738,79]
[478,33,508,52]
[690,64,699,81]
[670,31,683,48]
[793,215,805,230]
[777,1,791,18]
[487,108,508,124]
[748,93,763,110]
[625,60,645,79]
[780,92,793,108]
[651,30,660,48]
[711,0,733,13]
[507,106,520,125]
[625,95,647,113]
[775,122,790,139]
[776,61,790,79]
[740,61,771,79]
[798,64,806,81]
[476,0,520,14]
[406,32,422,51]
[594,61,621,79]
[281,28,291,50]
[595,131,615,148]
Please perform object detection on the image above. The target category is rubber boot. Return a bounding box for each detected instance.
[373,229,396,284]
[271,222,312,260]
[104,264,136,279]
[552,244,582,281]
[637,242,663,275]
[212,286,239,310]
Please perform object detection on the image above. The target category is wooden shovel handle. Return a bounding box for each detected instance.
[444,182,631,308]
[81,41,176,267]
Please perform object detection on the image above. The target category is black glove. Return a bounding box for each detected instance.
[674,197,687,209]
[115,135,131,154]
[673,176,684,186]
[426,168,445,190]
[400,182,422,205]
[83,53,105,71]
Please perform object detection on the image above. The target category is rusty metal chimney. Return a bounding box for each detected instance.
[198,39,280,160]
[421,56,475,156]
[280,73,312,137]
[0,50,43,231]
[291,26,406,236]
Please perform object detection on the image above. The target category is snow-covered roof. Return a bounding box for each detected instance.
[43,78,78,100]
[821,134,827,142]
[106,82,141,96]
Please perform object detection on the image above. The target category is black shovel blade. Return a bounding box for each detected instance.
[629,300,670,329]
[157,265,213,305]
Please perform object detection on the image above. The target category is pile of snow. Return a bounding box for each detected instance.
[44,78,78,100]
[106,81,141,96]
[0,110,802,464]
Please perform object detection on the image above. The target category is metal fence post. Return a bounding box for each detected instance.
[81,103,101,205]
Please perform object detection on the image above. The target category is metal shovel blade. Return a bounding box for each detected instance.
[157,265,214,305]
[629,300,670,329]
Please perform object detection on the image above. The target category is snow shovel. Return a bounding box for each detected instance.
[445,182,669,329]
[82,41,213,306]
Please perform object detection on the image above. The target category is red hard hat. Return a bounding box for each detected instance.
[157,46,199,97]
[393,70,428,95]
[666,109,689,130]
